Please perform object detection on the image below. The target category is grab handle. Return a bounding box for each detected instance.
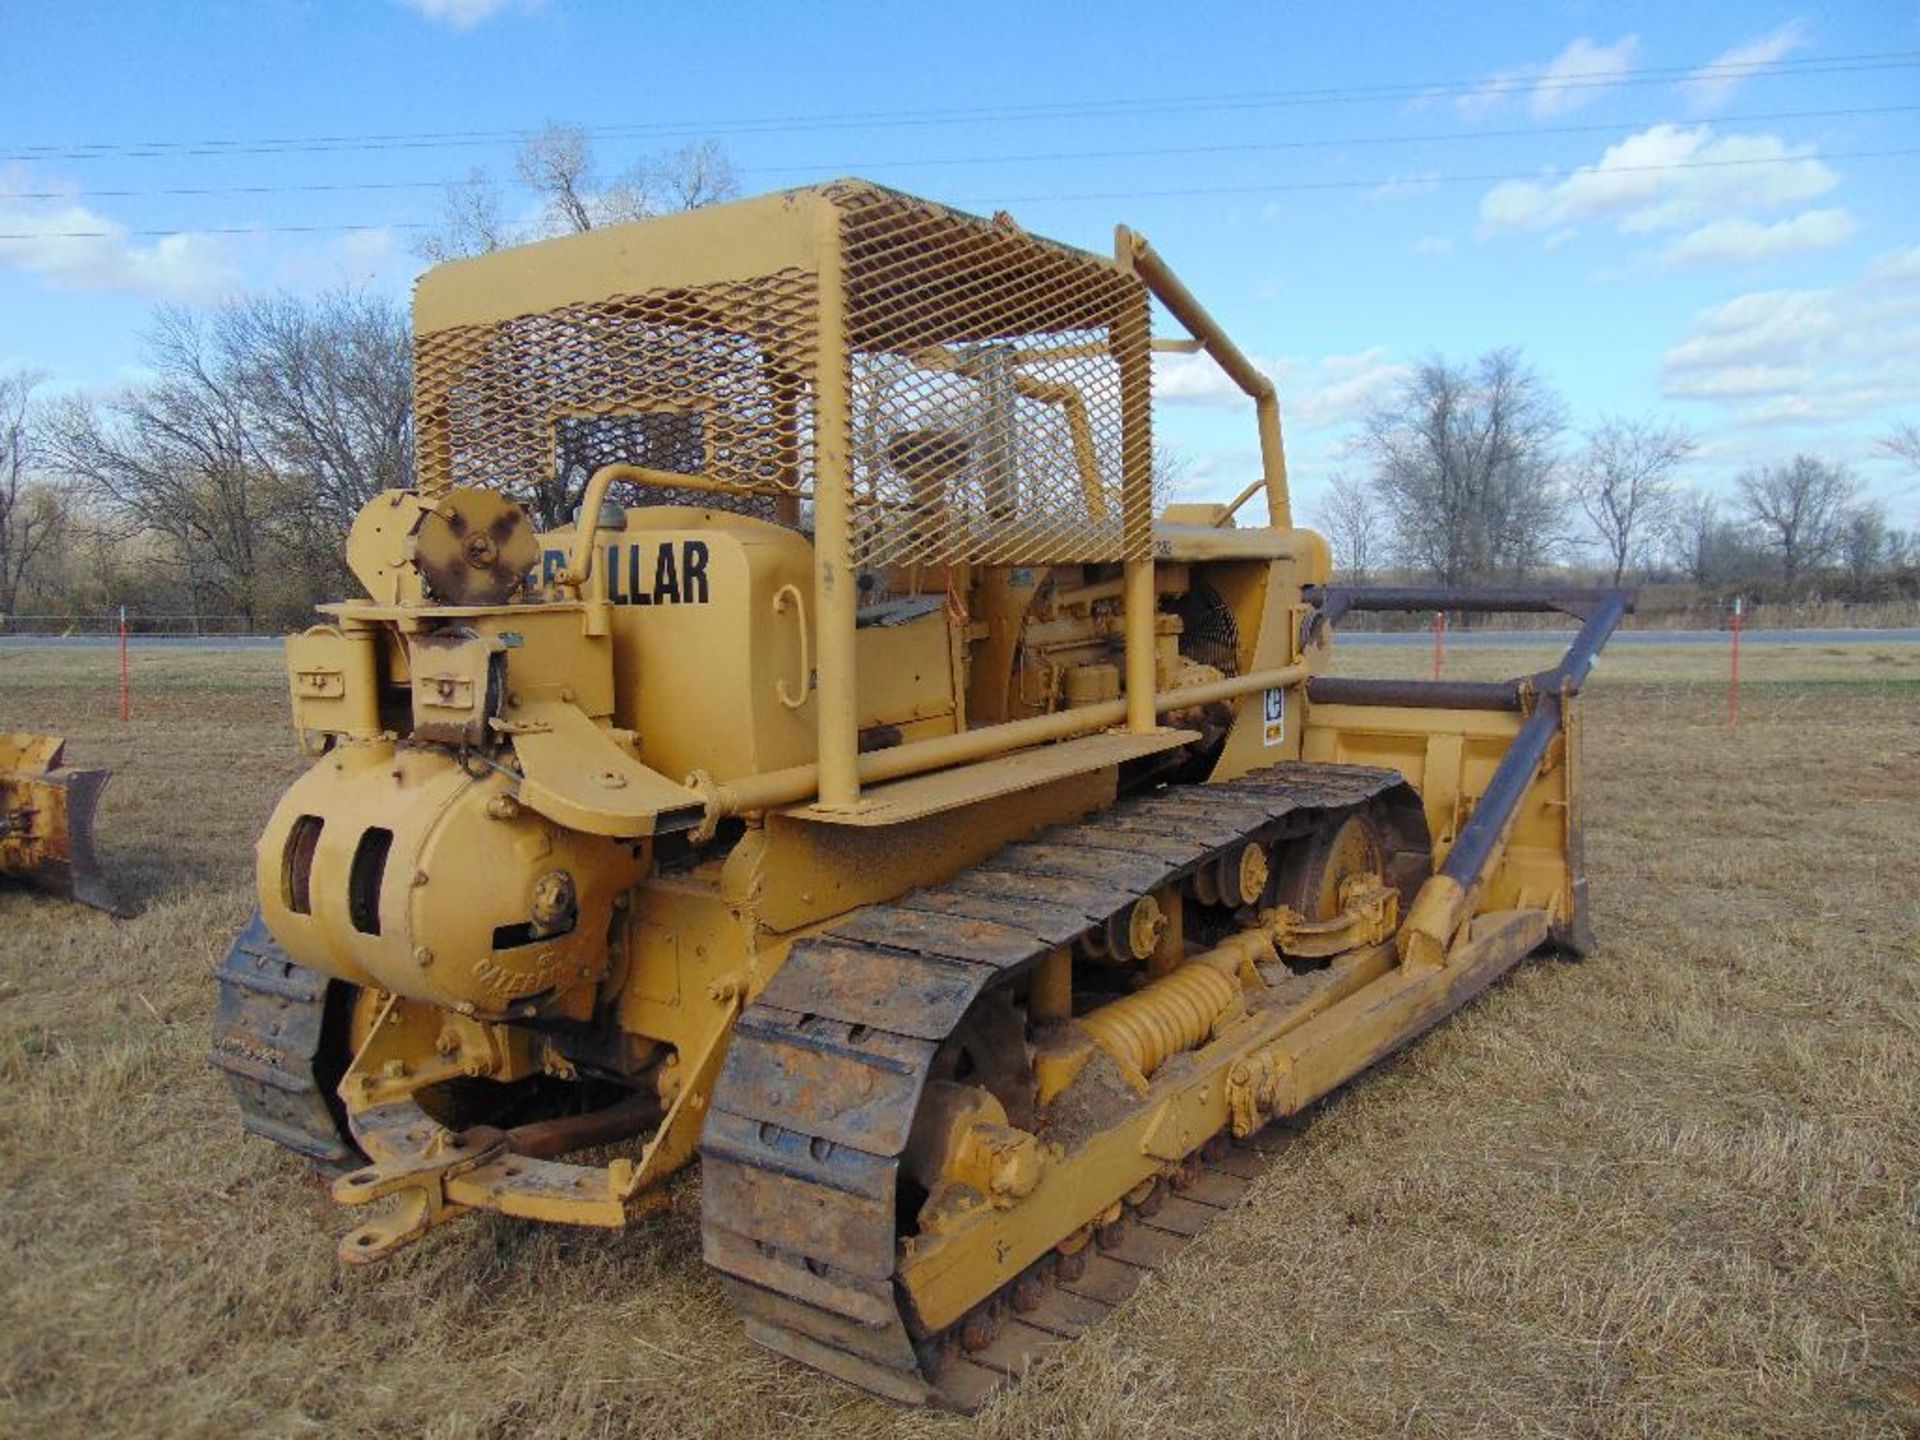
[773,584,812,709]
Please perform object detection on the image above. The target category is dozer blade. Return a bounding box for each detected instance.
[0,732,130,916]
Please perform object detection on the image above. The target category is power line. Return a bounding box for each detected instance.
[2,148,1912,241]
[5,50,1917,164]
[4,104,1913,204]
[984,147,1920,203]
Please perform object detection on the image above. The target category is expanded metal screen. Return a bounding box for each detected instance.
[837,184,1153,570]
[412,183,1154,565]
[414,270,818,524]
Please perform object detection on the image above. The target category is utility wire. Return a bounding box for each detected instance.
[2,148,1912,241]
[4,104,1913,203]
[987,147,1919,203]
[6,50,1917,163]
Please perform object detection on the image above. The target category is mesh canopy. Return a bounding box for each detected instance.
[412,182,1154,564]
[415,268,817,525]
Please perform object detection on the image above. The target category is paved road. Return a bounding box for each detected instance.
[2,627,1916,653]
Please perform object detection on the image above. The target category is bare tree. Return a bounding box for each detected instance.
[417,169,511,264]
[49,310,271,625]
[1881,422,1920,475]
[1574,416,1694,584]
[1315,472,1381,580]
[46,292,412,627]
[516,125,597,235]
[1667,488,1753,589]
[0,370,69,619]
[639,140,738,213]
[1734,455,1858,585]
[417,125,741,261]
[1359,347,1566,586]
[1149,444,1194,500]
[1841,502,1888,589]
[220,290,413,583]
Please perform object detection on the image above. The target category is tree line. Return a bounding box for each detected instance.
[1317,347,1917,605]
[1,131,1914,631]
[0,128,738,632]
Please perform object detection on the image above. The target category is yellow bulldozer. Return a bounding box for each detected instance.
[212,180,1626,1408]
[1,732,124,914]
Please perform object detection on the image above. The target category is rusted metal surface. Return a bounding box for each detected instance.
[0,733,126,915]
[208,911,357,1166]
[700,763,1409,1411]
[1301,585,1633,702]
[1304,584,1631,630]
[505,1093,661,1159]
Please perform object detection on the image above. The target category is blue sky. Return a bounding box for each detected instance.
[2,0,1916,529]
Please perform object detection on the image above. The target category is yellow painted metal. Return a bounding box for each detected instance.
[229,178,1602,1356]
[771,727,1195,830]
[1078,961,1240,1085]
[1301,699,1579,942]
[812,198,861,812]
[411,488,540,606]
[285,626,381,751]
[344,489,432,605]
[0,732,122,913]
[257,740,645,1017]
[895,897,1557,1333]
[700,661,1308,824]
[734,767,1115,937]
[504,695,703,837]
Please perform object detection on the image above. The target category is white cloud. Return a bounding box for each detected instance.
[1659,207,1855,268]
[398,0,534,27]
[1283,349,1411,428]
[265,226,413,295]
[1660,251,1920,426]
[1154,349,1259,409]
[1531,35,1640,118]
[1457,68,1528,120]
[1478,123,1836,240]
[1453,35,1637,120]
[1409,235,1454,257]
[0,176,239,302]
[1683,20,1809,114]
[1154,347,1409,430]
[1868,245,1920,284]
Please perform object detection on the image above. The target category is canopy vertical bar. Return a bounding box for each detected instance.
[1115,227,1158,734]
[812,202,862,810]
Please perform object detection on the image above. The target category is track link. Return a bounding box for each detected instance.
[700,763,1414,1409]
[210,910,358,1167]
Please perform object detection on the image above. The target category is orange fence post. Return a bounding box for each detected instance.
[119,606,130,723]
[1432,610,1446,681]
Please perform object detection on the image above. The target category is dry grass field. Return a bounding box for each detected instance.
[1,638,1915,1439]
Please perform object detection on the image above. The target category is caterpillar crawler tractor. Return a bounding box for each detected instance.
[1,732,124,914]
[213,181,1626,1409]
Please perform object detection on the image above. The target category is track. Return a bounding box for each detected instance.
[210,912,358,1167]
[699,762,1421,1409]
